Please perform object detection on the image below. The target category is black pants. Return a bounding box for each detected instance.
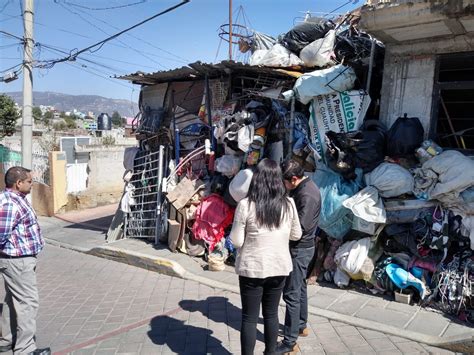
[239,275,286,355]
[282,246,315,346]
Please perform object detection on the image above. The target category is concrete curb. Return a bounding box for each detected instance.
[44,237,91,254]
[87,245,188,279]
[44,240,474,352]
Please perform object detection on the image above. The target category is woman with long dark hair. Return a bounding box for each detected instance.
[230,159,302,354]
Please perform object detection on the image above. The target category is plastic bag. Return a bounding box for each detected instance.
[249,49,268,66]
[335,237,371,275]
[281,20,335,54]
[386,113,424,157]
[292,64,356,104]
[313,165,362,239]
[215,155,243,177]
[365,162,414,198]
[257,44,304,67]
[299,30,336,67]
[342,186,386,223]
[354,120,386,173]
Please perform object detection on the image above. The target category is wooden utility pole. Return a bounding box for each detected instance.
[229,0,232,60]
[22,0,34,170]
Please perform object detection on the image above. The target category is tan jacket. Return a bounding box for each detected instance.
[230,197,302,278]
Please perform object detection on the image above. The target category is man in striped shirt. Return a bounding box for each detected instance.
[0,167,50,355]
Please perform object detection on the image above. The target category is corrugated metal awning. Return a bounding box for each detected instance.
[116,60,303,86]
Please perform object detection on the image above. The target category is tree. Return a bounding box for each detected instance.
[111,111,122,127]
[64,117,77,129]
[43,111,53,126]
[0,94,20,137]
[32,106,43,122]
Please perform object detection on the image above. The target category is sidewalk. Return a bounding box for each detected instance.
[40,204,474,353]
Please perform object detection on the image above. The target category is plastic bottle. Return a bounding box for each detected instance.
[421,140,443,156]
[415,147,432,164]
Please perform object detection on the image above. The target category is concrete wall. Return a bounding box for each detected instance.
[379,53,436,136]
[49,151,68,214]
[72,146,126,209]
[361,0,474,135]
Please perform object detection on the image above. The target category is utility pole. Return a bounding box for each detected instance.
[228,0,232,60]
[22,0,34,170]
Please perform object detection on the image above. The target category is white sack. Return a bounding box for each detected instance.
[342,186,386,223]
[293,64,356,104]
[335,237,371,275]
[365,162,414,198]
[249,49,268,66]
[253,44,303,67]
[422,150,474,204]
[299,30,336,67]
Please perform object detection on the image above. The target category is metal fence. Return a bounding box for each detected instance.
[124,147,166,241]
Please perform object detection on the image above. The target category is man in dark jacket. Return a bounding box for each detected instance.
[276,159,321,354]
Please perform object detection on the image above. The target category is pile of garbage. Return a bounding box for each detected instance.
[120,14,472,324]
[309,115,474,323]
[242,16,385,101]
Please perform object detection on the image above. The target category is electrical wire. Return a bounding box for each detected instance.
[0,62,22,74]
[39,0,190,69]
[328,0,359,16]
[60,2,190,64]
[36,41,159,71]
[56,2,168,70]
[0,0,13,14]
[60,0,147,11]
[0,29,23,41]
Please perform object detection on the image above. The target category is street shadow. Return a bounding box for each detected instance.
[63,215,113,233]
[179,296,264,342]
[147,314,231,354]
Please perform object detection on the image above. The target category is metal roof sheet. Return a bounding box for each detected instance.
[116,60,302,86]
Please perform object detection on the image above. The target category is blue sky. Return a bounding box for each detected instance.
[0,0,360,102]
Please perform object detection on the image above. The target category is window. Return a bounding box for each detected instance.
[434,52,474,151]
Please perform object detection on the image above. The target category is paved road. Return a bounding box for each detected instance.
[0,245,455,354]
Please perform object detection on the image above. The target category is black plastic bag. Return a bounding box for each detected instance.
[381,224,420,257]
[354,120,386,173]
[138,107,164,134]
[386,114,424,157]
[280,20,335,55]
[334,29,384,65]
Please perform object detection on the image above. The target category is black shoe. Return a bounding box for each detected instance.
[28,348,51,355]
[275,341,299,354]
[0,345,12,352]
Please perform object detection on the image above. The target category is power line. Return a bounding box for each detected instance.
[0,62,22,74]
[328,0,359,15]
[59,1,189,64]
[0,0,13,14]
[57,1,168,70]
[60,0,147,11]
[37,43,132,75]
[2,11,184,62]
[38,41,159,71]
[38,0,190,68]
[0,29,24,41]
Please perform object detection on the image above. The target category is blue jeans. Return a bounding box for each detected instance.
[239,275,286,355]
[282,246,315,345]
